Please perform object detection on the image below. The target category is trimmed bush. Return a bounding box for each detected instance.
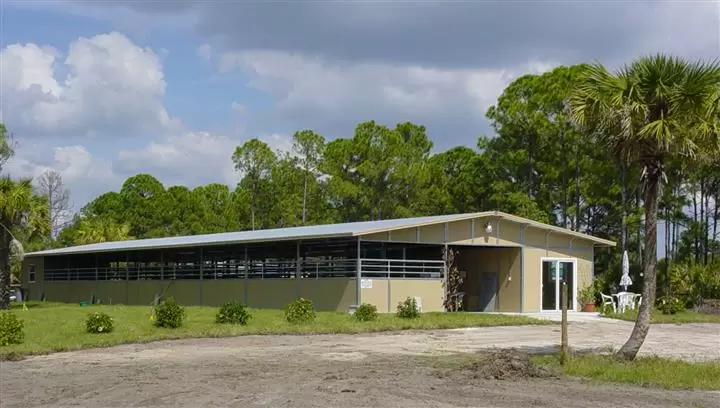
[657,295,685,315]
[396,297,420,319]
[0,311,24,346]
[285,298,316,323]
[354,303,378,322]
[86,312,114,334]
[153,297,186,328]
[216,301,251,325]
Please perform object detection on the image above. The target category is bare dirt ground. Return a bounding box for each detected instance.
[1,320,719,408]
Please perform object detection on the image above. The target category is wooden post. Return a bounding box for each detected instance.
[560,280,569,365]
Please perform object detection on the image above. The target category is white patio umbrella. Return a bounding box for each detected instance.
[619,250,632,291]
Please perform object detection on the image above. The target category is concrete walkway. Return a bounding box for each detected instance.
[487,311,614,322]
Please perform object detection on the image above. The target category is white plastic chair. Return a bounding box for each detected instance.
[633,294,642,309]
[616,292,636,313]
[601,293,616,313]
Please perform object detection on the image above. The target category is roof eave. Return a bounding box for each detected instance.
[25,231,356,257]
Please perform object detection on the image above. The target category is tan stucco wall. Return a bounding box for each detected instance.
[522,234,594,312]
[360,279,443,312]
[29,277,356,312]
[497,248,521,312]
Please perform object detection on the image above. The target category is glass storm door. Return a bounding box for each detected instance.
[541,260,575,311]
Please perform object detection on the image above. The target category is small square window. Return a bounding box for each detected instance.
[29,265,36,283]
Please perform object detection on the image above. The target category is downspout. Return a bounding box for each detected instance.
[296,241,301,298]
[356,237,361,306]
[470,218,476,244]
[443,222,449,311]
[568,237,577,312]
[520,224,529,313]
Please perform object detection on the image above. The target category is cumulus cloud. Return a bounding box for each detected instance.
[4,142,118,209]
[2,32,245,212]
[1,31,177,138]
[114,130,294,187]
[197,43,212,61]
[115,131,238,187]
[220,50,554,148]
[127,1,719,69]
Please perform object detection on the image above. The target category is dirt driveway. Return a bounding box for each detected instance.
[1,320,719,408]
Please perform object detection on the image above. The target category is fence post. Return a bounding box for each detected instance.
[560,280,569,365]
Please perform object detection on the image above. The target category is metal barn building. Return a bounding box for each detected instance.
[20,212,615,313]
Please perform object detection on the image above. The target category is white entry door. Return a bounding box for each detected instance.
[540,258,577,311]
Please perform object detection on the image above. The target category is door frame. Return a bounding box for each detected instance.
[539,257,578,312]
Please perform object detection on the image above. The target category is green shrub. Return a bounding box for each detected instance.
[216,301,251,325]
[85,312,114,334]
[0,311,24,346]
[396,297,420,319]
[669,262,720,308]
[657,295,685,315]
[153,297,186,328]
[285,298,316,323]
[579,284,597,304]
[354,303,378,322]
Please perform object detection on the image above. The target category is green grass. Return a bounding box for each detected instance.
[602,309,720,324]
[0,302,549,359]
[534,354,720,390]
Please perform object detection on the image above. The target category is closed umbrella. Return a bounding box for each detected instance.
[619,250,632,291]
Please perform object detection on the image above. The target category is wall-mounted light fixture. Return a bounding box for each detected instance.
[484,222,493,234]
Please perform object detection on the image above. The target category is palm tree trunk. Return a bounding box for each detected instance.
[618,168,661,360]
[0,226,11,309]
[621,162,627,252]
[713,203,719,263]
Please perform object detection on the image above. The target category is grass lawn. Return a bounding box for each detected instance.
[602,309,720,324]
[534,354,720,390]
[0,302,549,359]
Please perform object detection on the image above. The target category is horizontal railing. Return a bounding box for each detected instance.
[44,259,357,281]
[43,258,445,281]
[359,258,445,279]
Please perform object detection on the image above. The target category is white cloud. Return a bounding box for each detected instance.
[2,32,234,213]
[114,131,294,188]
[1,31,177,137]
[230,101,245,113]
[219,50,556,146]
[115,131,238,187]
[197,43,212,61]
[5,143,118,209]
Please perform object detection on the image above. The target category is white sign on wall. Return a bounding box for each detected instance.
[360,278,373,289]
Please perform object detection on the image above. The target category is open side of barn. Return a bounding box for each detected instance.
[20,212,615,313]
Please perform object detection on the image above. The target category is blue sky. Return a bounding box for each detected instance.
[2,1,719,257]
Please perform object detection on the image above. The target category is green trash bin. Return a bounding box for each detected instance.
[79,301,89,307]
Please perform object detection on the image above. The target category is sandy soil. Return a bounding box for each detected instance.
[1,321,719,408]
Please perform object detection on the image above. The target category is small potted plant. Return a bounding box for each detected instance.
[579,285,596,312]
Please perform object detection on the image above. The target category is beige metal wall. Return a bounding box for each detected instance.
[362,218,596,313]
[23,270,356,312]
[360,279,443,313]
[522,228,594,312]
[455,247,521,312]
[21,256,44,301]
[362,216,599,249]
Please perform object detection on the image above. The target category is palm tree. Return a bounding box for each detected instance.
[75,216,133,245]
[0,177,50,309]
[570,54,720,360]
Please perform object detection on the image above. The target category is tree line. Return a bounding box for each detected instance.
[1,55,719,360]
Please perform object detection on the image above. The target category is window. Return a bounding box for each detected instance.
[29,264,36,283]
